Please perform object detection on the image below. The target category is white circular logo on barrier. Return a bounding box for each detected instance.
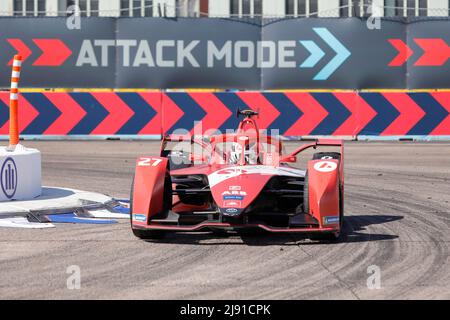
[314,161,337,173]
[1,157,18,199]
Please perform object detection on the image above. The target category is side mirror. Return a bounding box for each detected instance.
[280,155,297,163]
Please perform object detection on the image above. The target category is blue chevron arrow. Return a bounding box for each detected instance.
[262,93,303,134]
[313,28,351,81]
[166,93,206,134]
[310,93,351,135]
[0,98,8,128]
[299,40,325,68]
[115,93,156,135]
[21,93,61,135]
[407,93,449,135]
[68,93,109,135]
[359,93,400,135]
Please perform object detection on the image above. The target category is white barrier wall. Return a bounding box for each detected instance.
[209,0,230,17]
[99,0,120,17]
[46,0,58,16]
[153,0,176,17]
[318,0,339,17]
[427,0,448,16]
[0,0,13,16]
[0,145,41,201]
[263,0,285,17]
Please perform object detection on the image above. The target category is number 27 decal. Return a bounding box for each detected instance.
[138,157,162,167]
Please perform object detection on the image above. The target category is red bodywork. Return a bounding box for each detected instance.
[131,111,344,238]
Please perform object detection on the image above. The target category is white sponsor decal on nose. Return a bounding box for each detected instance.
[313,161,337,173]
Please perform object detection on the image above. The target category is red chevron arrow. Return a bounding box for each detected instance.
[283,92,328,136]
[162,93,184,134]
[137,92,162,135]
[32,39,72,66]
[189,92,232,135]
[333,92,376,136]
[381,92,425,135]
[0,93,39,133]
[90,93,134,135]
[429,92,450,135]
[7,39,32,65]
[236,92,279,130]
[414,39,450,66]
[388,39,413,67]
[43,93,86,135]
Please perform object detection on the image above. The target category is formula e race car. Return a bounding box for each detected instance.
[130,109,344,241]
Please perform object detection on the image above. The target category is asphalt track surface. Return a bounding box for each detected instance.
[0,141,449,299]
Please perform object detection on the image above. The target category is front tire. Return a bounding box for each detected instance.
[132,228,166,240]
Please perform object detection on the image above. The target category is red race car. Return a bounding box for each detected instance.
[130,109,344,241]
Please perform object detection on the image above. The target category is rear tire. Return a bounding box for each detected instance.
[130,174,166,240]
[312,152,341,160]
[161,150,191,170]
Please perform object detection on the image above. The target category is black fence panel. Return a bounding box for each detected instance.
[407,19,450,89]
[116,18,261,89]
[0,17,116,88]
[261,18,406,89]
[0,17,449,89]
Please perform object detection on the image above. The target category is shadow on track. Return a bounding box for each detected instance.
[146,214,403,246]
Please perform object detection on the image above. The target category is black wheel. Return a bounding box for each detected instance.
[130,174,166,240]
[132,228,166,240]
[161,150,191,170]
[311,231,340,241]
[312,152,341,160]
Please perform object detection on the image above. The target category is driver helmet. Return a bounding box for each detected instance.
[229,140,258,164]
